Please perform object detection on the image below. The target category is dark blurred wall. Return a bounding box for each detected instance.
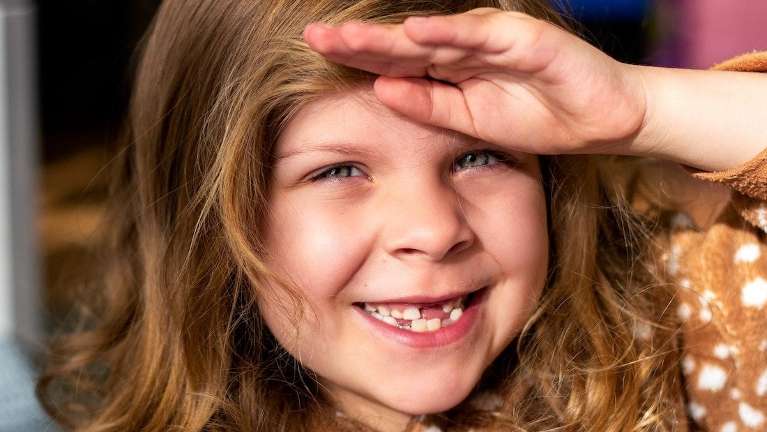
[556,0,652,64]
[37,0,160,162]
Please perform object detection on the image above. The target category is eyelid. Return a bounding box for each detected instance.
[452,149,518,172]
[308,149,518,183]
[307,162,368,183]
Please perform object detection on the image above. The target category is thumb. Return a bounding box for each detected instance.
[373,76,479,138]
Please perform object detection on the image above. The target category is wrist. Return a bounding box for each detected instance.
[613,64,767,172]
[612,63,667,160]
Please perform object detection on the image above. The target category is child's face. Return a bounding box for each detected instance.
[262,89,548,427]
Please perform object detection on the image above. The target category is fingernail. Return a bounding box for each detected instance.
[407,16,429,25]
[307,22,331,33]
[304,22,329,40]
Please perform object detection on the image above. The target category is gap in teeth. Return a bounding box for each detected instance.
[362,295,468,332]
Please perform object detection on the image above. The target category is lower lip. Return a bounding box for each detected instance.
[352,286,488,349]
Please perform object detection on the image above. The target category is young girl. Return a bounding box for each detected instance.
[36,0,767,431]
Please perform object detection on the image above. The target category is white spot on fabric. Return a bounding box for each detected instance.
[714,344,732,359]
[672,212,694,229]
[730,388,742,400]
[469,392,504,411]
[760,340,767,351]
[680,278,692,289]
[720,421,737,432]
[741,277,767,308]
[698,364,728,392]
[734,243,761,263]
[756,369,767,396]
[683,355,696,375]
[700,306,713,323]
[688,401,707,421]
[423,426,443,432]
[757,206,767,233]
[678,303,692,321]
[703,290,717,301]
[739,402,765,428]
[667,244,682,276]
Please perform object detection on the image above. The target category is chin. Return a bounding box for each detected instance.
[376,373,478,415]
[389,392,471,416]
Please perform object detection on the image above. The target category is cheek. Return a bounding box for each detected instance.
[261,196,377,359]
[488,191,547,273]
[460,174,549,275]
[265,198,372,301]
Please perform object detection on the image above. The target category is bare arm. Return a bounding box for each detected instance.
[626,64,767,172]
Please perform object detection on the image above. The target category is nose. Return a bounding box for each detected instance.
[381,178,475,262]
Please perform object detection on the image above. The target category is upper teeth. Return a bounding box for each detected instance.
[402,307,421,320]
[361,296,467,332]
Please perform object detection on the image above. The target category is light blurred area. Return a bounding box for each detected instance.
[653,0,767,68]
[4,0,766,355]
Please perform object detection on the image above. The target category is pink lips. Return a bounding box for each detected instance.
[364,291,471,305]
[353,286,488,349]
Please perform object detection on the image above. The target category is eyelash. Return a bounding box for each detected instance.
[309,150,517,183]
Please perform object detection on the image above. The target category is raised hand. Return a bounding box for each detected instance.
[303,8,648,156]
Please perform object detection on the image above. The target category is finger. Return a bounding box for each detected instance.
[305,21,431,61]
[308,21,476,65]
[305,21,493,79]
[373,76,479,139]
[403,10,548,68]
[304,22,423,76]
[304,22,359,58]
[403,11,498,52]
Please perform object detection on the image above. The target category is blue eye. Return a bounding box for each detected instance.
[311,164,366,182]
[309,150,515,183]
[453,150,514,172]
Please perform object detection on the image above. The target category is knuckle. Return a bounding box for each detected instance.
[519,19,548,48]
[340,23,369,51]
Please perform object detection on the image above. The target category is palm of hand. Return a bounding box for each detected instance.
[304,8,646,155]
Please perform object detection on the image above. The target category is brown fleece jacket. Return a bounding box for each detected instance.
[323,52,767,432]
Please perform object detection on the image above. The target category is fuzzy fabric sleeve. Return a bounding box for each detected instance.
[687,145,767,233]
[663,51,767,432]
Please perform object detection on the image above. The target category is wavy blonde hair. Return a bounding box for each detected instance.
[37,0,685,431]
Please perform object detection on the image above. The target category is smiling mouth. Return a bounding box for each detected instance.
[353,286,486,333]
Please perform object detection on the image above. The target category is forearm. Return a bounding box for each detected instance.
[623,64,767,171]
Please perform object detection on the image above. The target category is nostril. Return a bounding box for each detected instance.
[447,239,472,256]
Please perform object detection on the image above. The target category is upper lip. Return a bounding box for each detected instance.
[361,285,486,305]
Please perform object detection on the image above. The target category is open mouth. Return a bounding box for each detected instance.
[353,286,486,333]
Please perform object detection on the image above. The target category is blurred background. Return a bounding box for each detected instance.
[0,0,765,424]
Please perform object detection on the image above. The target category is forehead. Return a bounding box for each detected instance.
[275,89,481,161]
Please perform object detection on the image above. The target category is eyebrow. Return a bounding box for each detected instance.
[276,135,483,161]
[275,142,383,161]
